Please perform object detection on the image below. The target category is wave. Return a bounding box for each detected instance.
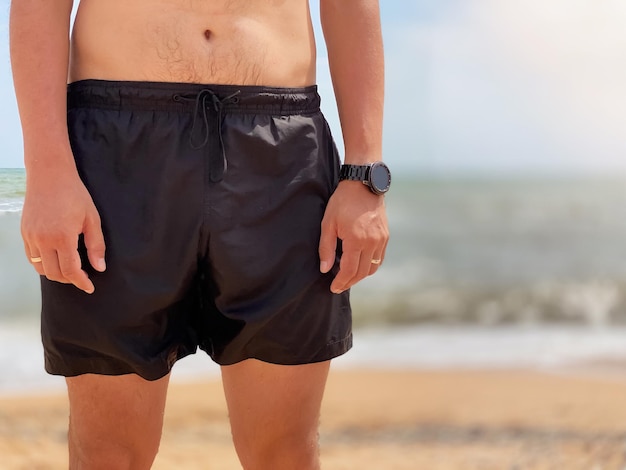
[0,168,26,215]
[351,278,626,328]
[0,201,23,214]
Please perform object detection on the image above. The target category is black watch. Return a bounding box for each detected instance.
[339,161,391,195]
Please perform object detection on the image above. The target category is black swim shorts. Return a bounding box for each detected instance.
[41,79,352,380]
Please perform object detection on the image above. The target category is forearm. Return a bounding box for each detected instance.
[10,0,75,176]
[320,0,384,164]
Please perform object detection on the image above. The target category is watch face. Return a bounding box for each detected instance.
[369,162,391,194]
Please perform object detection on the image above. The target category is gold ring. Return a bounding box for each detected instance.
[30,257,42,263]
[371,259,382,265]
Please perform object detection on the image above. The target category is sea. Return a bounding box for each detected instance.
[4,168,626,394]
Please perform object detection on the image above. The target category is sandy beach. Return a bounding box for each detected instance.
[2,368,626,469]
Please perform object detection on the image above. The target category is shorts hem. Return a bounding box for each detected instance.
[211,333,353,367]
[44,349,196,382]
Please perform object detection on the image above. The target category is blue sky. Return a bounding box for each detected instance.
[1,1,626,175]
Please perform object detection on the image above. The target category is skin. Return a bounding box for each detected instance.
[10,0,387,468]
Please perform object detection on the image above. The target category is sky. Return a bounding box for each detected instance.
[1,1,625,176]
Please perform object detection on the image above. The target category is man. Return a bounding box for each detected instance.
[10,0,389,468]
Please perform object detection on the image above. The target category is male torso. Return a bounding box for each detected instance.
[70,0,316,86]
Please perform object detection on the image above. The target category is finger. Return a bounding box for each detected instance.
[22,238,43,274]
[318,219,337,274]
[24,240,45,276]
[343,249,376,290]
[368,252,384,276]
[330,248,360,294]
[31,256,45,276]
[368,229,390,276]
[22,238,31,259]
[84,213,106,272]
[57,246,95,294]
[40,249,70,284]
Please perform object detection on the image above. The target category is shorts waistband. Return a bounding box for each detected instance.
[67,79,321,115]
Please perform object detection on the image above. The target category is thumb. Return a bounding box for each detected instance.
[84,214,106,272]
[318,220,337,274]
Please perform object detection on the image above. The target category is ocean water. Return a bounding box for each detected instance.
[0,169,25,214]
[352,176,626,329]
[4,168,626,392]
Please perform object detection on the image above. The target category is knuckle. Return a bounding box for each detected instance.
[334,272,350,285]
[370,228,388,243]
[344,268,358,279]
[357,267,369,279]
[352,231,368,243]
[320,222,334,234]
[21,227,33,240]
[319,250,333,260]
[34,231,65,246]
[60,266,80,278]
[339,258,357,272]
[86,239,106,252]
[46,274,64,283]
[88,211,102,225]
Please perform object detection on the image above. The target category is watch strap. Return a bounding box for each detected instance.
[339,164,370,182]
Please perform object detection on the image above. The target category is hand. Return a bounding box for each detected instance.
[318,180,389,293]
[21,166,106,294]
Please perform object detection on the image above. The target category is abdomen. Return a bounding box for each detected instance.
[69,0,317,87]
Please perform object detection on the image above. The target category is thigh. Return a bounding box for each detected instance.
[66,373,170,469]
[221,359,330,454]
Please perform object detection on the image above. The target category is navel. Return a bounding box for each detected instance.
[204,29,212,41]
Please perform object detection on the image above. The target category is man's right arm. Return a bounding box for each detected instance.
[10,0,106,293]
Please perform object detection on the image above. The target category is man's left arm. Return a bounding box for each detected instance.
[318,0,389,294]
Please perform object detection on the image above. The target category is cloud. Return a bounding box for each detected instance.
[469,0,626,156]
[386,0,626,174]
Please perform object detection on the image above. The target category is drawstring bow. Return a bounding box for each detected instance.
[173,89,241,181]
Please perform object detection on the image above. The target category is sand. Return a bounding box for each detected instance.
[2,368,626,469]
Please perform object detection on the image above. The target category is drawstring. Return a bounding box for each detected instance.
[172,89,241,181]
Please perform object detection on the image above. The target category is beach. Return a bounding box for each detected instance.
[5,172,626,468]
[2,368,626,469]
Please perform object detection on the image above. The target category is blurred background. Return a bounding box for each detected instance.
[1,0,626,388]
[3,2,626,468]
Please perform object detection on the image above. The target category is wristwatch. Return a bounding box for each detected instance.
[339,161,391,195]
